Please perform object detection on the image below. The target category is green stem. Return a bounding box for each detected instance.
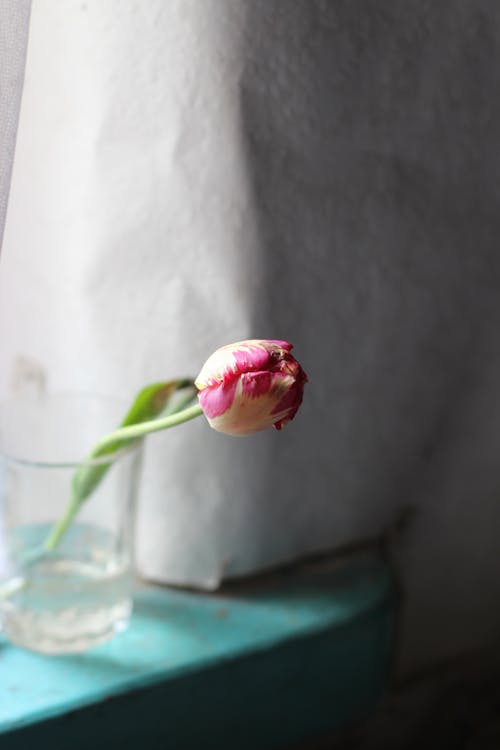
[43,493,83,552]
[89,402,203,456]
[43,402,204,552]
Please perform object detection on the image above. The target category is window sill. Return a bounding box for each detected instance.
[0,550,396,749]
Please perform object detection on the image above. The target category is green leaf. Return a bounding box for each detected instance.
[121,379,194,429]
[43,379,197,551]
[73,379,195,502]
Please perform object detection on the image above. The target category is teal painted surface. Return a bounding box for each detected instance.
[0,552,396,749]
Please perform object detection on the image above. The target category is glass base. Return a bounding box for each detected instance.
[2,594,132,655]
[0,524,133,654]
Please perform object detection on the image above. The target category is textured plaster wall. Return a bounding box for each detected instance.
[1,0,500,675]
[240,0,500,673]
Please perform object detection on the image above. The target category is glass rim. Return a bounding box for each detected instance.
[0,439,142,469]
[0,390,143,469]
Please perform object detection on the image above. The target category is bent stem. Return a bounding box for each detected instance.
[41,486,109,554]
[43,402,203,552]
[89,403,203,455]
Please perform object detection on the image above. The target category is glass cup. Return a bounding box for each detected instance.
[0,392,143,654]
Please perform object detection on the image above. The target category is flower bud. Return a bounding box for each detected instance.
[195,339,308,436]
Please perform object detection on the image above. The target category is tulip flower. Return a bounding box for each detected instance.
[42,339,307,552]
[195,339,308,436]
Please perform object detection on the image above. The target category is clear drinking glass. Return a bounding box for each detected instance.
[0,393,143,654]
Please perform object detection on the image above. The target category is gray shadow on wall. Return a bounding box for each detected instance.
[235,0,500,559]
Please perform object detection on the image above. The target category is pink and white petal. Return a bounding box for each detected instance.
[205,371,295,436]
[194,341,260,388]
[195,339,294,389]
[271,364,308,420]
[197,378,238,419]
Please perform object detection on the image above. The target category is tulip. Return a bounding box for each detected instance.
[43,339,307,553]
[195,339,308,436]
